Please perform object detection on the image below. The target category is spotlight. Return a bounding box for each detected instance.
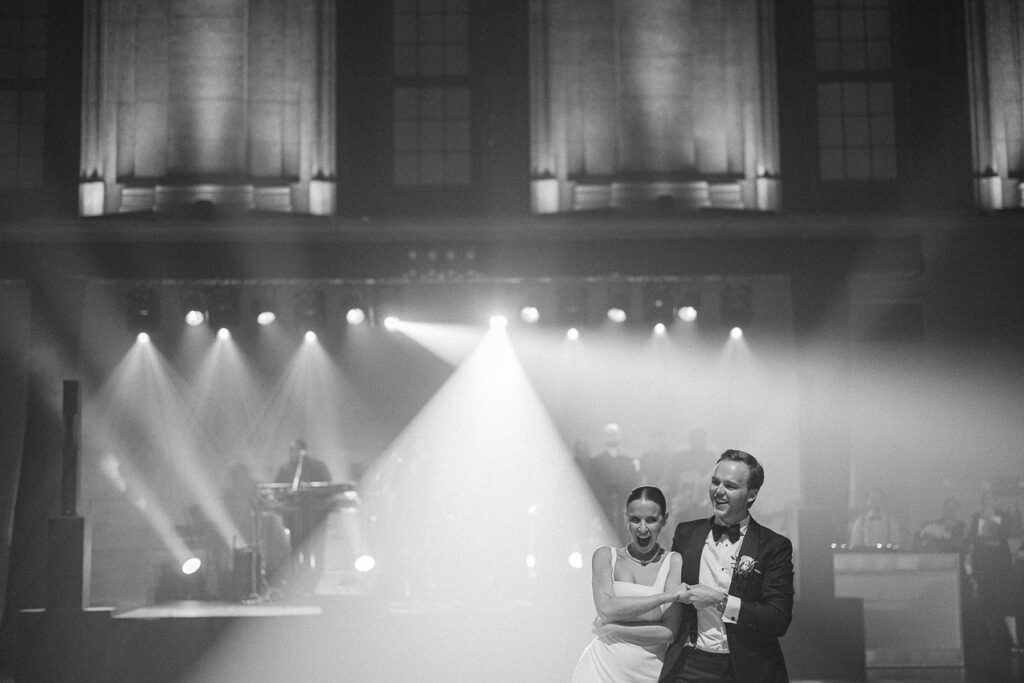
[730,326,744,339]
[677,306,698,322]
[568,552,584,569]
[676,286,701,323]
[653,322,667,335]
[340,287,368,326]
[182,291,206,326]
[181,557,202,575]
[383,316,400,331]
[346,307,366,325]
[520,306,540,324]
[304,330,318,343]
[251,290,277,326]
[217,328,231,341]
[126,286,161,334]
[606,283,631,324]
[137,332,151,344]
[566,327,580,341]
[354,555,376,572]
[526,554,537,569]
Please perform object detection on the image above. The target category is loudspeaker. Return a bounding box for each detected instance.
[231,547,261,600]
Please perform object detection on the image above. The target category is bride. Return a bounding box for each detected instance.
[572,486,687,682]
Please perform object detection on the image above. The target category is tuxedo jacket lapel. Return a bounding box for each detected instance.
[730,517,761,596]
[683,519,710,585]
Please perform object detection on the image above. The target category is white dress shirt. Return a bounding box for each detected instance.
[694,517,748,653]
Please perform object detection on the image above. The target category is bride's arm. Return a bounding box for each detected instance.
[596,555,685,645]
[591,550,687,623]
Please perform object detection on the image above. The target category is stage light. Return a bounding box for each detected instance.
[181,291,206,326]
[126,286,161,334]
[606,282,631,324]
[384,316,400,331]
[520,306,540,324]
[489,315,507,330]
[304,330,318,343]
[653,322,667,335]
[568,551,584,569]
[137,332,151,344]
[346,307,366,325]
[340,287,368,326]
[251,290,277,326]
[181,557,202,575]
[354,554,376,572]
[217,328,231,341]
[678,306,698,322]
[566,327,580,341]
[730,326,744,339]
[526,554,537,569]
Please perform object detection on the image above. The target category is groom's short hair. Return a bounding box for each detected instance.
[717,449,764,491]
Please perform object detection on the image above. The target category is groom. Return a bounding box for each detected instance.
[659,449,794,682]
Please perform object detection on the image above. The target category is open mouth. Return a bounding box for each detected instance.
[635,534,653,547]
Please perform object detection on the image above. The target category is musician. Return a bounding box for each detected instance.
[273,439,332,595]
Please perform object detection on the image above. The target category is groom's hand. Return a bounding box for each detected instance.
[685,583,725,609]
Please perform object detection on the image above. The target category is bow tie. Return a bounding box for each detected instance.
[712,522,741,544]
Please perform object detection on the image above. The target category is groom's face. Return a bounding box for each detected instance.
[709,459,758,525]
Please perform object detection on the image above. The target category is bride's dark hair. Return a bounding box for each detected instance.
[626,486,668,518]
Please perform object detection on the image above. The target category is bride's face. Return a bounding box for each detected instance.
[625,498,666,552]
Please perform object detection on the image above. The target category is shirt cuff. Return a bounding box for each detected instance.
[722,595,741,624]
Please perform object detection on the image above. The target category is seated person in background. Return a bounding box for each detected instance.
[915,495,967,553]
[273,438,332,595]
[849,487,902,549]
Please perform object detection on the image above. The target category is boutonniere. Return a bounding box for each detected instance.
[733,555,761,579]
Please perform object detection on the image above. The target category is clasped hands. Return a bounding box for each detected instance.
[675,582,724,608]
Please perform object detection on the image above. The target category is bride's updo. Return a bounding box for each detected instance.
[626,486,668,518]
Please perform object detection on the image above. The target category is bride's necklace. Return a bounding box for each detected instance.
[626,543,663,566]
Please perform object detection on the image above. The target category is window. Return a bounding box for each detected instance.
[814,0,895,181]
[817,82,895,180]
[393,0,469,77]
[394,86,470,186]
[393,0,471,187]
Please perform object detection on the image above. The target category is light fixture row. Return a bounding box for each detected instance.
[125,280,752,336]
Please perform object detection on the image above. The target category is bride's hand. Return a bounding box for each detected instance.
[591,616,607,636]
[674,584,691,602]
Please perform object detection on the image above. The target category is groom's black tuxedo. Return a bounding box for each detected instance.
[659,516,794,682]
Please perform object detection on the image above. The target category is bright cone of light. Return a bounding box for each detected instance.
[181,557,202,575]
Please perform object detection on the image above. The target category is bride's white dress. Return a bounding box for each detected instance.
[571,548,673,682]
